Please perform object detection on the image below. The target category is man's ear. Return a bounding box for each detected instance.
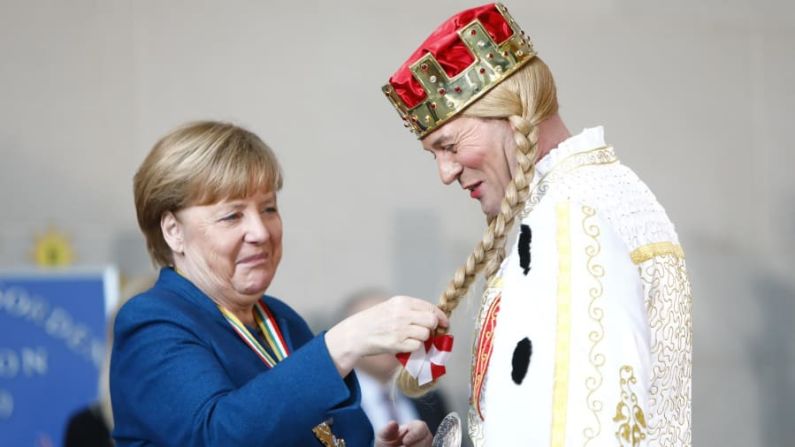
[161,211,184,255]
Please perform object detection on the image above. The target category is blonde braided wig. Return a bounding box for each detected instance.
[398,57,559,396]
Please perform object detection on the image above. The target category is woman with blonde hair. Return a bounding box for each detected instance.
[382,3,692,446]
[111,121,444,446]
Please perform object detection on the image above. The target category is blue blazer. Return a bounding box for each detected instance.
[110,268,374,446]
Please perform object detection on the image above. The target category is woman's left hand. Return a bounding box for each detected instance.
[376,420,433,447]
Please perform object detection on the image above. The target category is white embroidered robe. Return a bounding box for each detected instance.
[467,127,692,447]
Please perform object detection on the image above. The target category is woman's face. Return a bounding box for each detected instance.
[421,116,517,217]
[165,188,283,306]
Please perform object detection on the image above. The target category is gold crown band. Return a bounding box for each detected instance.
[383,4,536,138]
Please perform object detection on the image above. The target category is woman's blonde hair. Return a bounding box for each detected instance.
[398,57,559,396]
[134,121,283,267]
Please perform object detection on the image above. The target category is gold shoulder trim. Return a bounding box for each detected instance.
[629,242,684,265]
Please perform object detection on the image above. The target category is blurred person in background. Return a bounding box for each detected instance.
[64,275,155,447]
[381,3,692,446]
[340,288,450,436]
[110,121,444,446]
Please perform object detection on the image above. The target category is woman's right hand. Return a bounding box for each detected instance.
[324,296,448,377]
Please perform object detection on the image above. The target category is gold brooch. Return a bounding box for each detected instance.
[312,420,346,447]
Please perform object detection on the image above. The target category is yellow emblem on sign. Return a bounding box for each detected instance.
[33,228,74,267]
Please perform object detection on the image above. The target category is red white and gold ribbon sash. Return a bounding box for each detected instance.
[396,335,454,385]
[217,300,290,368]
[471,295,501,419]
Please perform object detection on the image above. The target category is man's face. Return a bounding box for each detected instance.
[421,116,517,217]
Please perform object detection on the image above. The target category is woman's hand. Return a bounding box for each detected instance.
[325,296,448,377]
[376,420,433,447]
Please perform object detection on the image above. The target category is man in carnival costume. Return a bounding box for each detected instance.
[382,3,692,446]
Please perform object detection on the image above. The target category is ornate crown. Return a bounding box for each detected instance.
[382,3,536,139]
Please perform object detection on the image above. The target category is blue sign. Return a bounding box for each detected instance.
[0,268,118,447]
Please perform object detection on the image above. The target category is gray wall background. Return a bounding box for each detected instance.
[1,0,794,445]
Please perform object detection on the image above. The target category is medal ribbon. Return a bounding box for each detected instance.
[175,270,341,442]
[218,300,290,368]
[221,300,345,445]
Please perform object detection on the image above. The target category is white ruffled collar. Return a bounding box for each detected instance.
[534,126,607,177]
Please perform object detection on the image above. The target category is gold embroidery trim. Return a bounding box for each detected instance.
[521,146,618,220]
[629,242,684,265]
[582,205,605,446]
[642,254,692,445]
[550,202,573,446]
[613,365,648,446]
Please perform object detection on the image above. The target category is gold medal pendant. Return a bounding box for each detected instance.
[312,421,346,447]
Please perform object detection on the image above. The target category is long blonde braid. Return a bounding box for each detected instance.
[398,58,559,396]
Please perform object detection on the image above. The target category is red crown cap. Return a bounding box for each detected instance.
[382,3,535,138]
[390,4,513,109]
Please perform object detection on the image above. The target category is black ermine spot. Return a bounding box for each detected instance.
[511,337,532,385]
